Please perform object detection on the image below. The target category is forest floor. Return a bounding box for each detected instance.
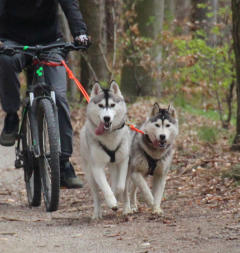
[0,100,240,253]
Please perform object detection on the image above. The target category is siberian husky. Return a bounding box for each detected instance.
[80,81,130,219]
[123,103,178,215]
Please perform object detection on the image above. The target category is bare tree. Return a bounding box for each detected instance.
[80,0,110,89]
[231,0,240,150]
[121,0,165,100]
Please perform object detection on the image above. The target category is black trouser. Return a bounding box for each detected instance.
[0,39,73,160]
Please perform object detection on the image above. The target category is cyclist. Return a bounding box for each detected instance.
[0,0,89,188]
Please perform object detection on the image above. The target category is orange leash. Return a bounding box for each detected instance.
[126,123,145,135]
[62,60,144,134]
[38,59,144,135]
[61,60,90,103]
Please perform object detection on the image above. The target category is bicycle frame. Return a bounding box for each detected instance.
[0,42,87,168]
[15,57,60,168]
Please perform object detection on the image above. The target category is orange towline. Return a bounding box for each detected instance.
[61,60,90,103]
[37,59,144,135]
[126,123,145,135]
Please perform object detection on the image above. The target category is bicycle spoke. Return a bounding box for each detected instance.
[38,99,60,212]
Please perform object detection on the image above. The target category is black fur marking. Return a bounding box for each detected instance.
[102,88,109,108]
[150,109,176,124]
[91,88,124,105]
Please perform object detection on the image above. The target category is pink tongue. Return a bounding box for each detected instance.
[95,122,105,135]
[153,139,160,147]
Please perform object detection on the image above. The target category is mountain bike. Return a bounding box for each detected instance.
[0,42,86,211]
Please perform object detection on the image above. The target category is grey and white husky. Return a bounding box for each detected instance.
[123,103,178,215]
[80,81,130,219]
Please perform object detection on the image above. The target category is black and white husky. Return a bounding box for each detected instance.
[123,103,178,215]
[80,81,130,219]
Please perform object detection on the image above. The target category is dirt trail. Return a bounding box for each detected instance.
[0,122,240,253]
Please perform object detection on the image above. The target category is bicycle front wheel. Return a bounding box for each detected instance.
[38,99,60,212]
[22,110,42,207]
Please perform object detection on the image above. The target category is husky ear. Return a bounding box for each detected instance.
[109,80,123,98]
[168,104,177,118]
[90,82,101,98]
[151,103,160,117]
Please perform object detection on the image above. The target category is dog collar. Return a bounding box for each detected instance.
[113,121,125,132]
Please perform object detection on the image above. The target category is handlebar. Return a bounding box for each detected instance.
[0,42,88,56]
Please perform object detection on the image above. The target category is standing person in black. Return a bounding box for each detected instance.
[0,0,89,188]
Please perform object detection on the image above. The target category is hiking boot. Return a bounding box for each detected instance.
[0,113,19,146]
[60,159,83,189]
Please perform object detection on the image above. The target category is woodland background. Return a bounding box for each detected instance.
[0,1,240,251]
[59,0,240,150]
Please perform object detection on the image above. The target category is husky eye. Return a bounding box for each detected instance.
[155,123,160,128]
[98,104,104,108]
[166,124,171,128]
[110,103,115,108]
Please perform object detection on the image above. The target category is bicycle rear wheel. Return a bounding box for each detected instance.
[38,99,60,212]
[22,111,42,207]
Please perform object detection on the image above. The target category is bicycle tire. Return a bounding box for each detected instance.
[38,99,60,212]
[22,110,42,207]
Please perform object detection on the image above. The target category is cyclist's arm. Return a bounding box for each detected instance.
[0,0,6,16]
[59,0,88,37]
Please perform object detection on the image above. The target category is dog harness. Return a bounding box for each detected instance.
[141,143,172,176]
[143,150,159,176]
[98,141,122,163]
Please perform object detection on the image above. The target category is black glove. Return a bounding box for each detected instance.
[74,34,90,47]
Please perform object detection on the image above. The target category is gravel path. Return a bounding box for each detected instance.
[0,121,240,253]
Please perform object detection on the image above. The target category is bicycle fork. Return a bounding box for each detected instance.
[15,91,59,169]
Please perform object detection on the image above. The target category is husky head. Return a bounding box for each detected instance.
[87,80,127,135]
[143,103,178,149]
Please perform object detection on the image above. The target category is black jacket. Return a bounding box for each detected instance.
[0,0,87,45]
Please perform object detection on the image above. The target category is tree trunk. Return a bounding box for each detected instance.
[105,0,115,54]
[209,0,218,46]
[80,0,109,88]
[121,0,164,101]
[231,0,240,150]
[191,0,208,33]
[165,0,175,28]
[175,0,191,34]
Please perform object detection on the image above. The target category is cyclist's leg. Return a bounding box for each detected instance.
[44,62,73,159]
[0,39,28,146]
[0,39,28,113]
[44,53,83,188]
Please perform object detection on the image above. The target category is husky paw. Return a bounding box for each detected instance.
[105,194,118,210]
[131,205,138,213]
[152,207,164,216]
